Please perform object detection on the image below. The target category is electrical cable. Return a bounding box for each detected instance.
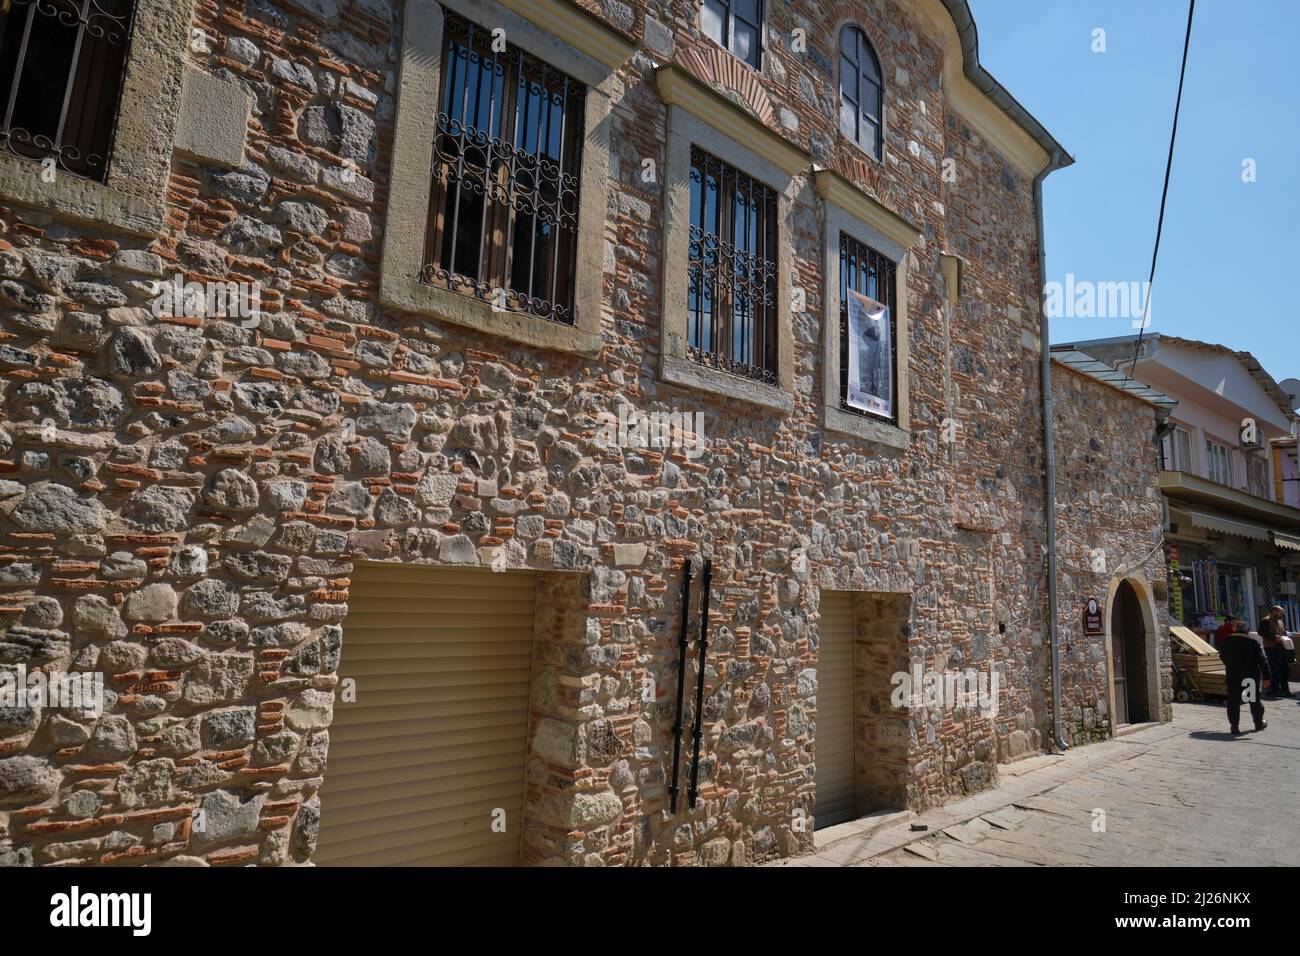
[1124,0,1196,384]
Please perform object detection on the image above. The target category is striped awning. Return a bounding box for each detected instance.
[1186,510,1271,542]
[1273,531,1300,552]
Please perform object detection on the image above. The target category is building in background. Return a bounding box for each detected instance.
[1275,437,1300,511]
[1061,335,1300,636]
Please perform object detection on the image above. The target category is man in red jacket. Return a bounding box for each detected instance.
[1212,615,1239,647]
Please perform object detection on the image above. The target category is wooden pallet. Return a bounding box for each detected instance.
[1171,627,1227,698]
[1173,655,1227,697]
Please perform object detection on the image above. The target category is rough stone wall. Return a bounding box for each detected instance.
[0,0,1166,869]
[1051,365,1173,741]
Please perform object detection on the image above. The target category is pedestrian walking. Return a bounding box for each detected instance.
[1259,605,1292,698]
[1218,622,1269,736]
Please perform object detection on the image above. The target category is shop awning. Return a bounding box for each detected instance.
[1186,510,1272,542]
[1273,531,1300,552]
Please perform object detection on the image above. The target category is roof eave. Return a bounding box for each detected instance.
[943,0,1075,170]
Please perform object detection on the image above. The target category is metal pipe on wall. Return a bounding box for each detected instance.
[1037,150,1071,753]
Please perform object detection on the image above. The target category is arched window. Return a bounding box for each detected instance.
[839,26,883,159]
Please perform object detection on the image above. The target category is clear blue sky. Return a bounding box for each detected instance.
[969,0,1299,386]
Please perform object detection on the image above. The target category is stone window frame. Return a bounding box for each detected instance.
[0,0,195,238]
[815,168,919,449]
[657,65,807,414]
[380,0,633,358]
[834,19,888,166]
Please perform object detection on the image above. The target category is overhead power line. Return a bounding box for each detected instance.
[1124,0,1196,383]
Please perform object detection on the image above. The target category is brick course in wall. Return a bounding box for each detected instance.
[0,0,1167,867]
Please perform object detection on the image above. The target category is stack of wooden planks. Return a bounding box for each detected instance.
[1171,626,1227,698]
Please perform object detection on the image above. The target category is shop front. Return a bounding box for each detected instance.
[1166,512,1282,639]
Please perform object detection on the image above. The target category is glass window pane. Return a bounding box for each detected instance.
[840,56,858,103]
[861,116,880,156]
[702,0,727,45]
[840,26,857,59]
[862,80,882,123]
[735,0,760,23]
[733,22,759,67]
[839,95,857,141]
[861,42,881,82]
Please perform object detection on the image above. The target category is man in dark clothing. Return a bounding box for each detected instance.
[1259,605,1292,698]
[1218,625,1269,735]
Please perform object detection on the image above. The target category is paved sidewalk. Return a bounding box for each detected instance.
[779,698,1300,867]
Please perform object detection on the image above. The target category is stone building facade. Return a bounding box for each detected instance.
[1050,358,1174,742]
[0,0,1167,867]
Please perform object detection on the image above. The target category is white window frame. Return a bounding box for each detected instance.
[1205,438,1235,487]
[1162,425,1192,472]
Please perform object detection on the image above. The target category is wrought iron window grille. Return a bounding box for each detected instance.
[0,0,136,183]
[839,231,898,423]
[421,8,586,327]
[686,145,778,386]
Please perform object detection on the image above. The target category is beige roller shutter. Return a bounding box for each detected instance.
[314,562,538,866]
[814,592,856,828]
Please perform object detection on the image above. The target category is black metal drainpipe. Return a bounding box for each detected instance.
[688,558,713,809]
[668,559,693,814]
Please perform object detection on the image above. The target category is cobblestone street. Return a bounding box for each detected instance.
[786,699,1300,867]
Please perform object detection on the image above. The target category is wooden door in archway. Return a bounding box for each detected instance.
[1111,581,1149,726]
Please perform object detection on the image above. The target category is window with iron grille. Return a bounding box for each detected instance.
[421,9,586,326]
[0,0,135,182]
[687,145,778,385]
[839,26,883,160]
[701,0,763,69]
[840,232,897,422]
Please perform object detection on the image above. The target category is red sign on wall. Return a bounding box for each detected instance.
[1082,597,1104,635]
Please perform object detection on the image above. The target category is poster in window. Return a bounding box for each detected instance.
[846,288,893,418]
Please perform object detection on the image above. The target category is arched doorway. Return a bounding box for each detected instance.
[1110,580,1150,725]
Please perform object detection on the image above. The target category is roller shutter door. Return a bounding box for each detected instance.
[814,592,856,828]
[314,562,537,866]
